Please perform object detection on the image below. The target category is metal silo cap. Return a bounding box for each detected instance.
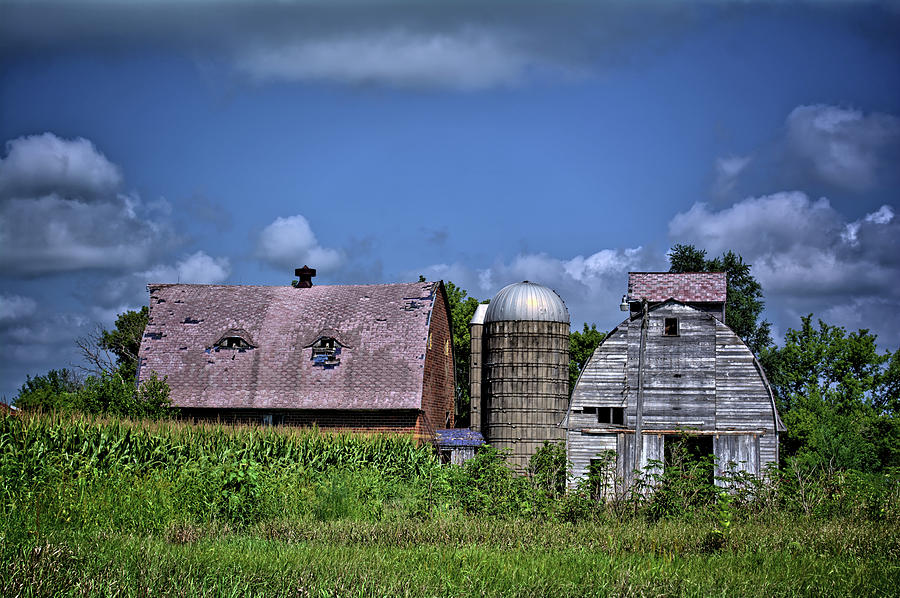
[483,281,570,323]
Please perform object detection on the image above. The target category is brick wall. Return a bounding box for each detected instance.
[418,282,456,439]
[181,408,420,435]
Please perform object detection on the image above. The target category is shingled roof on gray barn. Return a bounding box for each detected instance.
[627,272,726,303]
[138,281,439,411]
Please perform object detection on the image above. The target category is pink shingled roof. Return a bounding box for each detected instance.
[627,272,726,303]
[138,282,438,411]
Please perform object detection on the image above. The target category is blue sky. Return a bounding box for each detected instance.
[1,1,899,400]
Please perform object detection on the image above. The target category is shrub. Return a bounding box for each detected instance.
[528,441,568,499]
[12,369,81,411]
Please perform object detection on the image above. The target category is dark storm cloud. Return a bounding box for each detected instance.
[0,133,122,201]
[0,133,177,276]
[786,105,900,192]
[0,1,704,90]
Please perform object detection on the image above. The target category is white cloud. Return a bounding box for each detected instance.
[141,251,231,284]
[0,294,37,322]
[669,192,843,258]
[786,105,900,191]
[0,133,122,200]
[412,246,653,327]
[842,204,894,245]
[256,214,342,272]
[236,27,573,91]
[669,193,900,346]
[564,248,645,282]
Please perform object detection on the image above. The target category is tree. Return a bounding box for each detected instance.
[17,305,172,418]
[667,243,707,273]
[101,306,149,383]
[77,306,148,384]
[668,244,772,355]
[443,281,485,427]
[569,323,605,394]
[760,315,899,472]
[12,369,81,411]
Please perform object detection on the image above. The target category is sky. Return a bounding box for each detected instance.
[1,0,899,400]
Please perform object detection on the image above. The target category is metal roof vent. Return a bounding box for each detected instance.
[484,281,569,323]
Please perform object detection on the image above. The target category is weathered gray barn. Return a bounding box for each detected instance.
[566,272,784,490]
[470,281,570,471]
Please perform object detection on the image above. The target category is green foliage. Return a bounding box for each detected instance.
[99,306,149,384]
[14,369,173,419]
[15,305,174,418]
[528,441,568,499]
[2,412,899,596]
[12,369,81,411]
[568,323,605,394]
[760,315,899,472]
[442,280,486,426]
[669,244,772,354]
[646,438,718,521]
[448,446,532,517]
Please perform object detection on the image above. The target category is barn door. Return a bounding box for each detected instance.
[714,434,760,486]
[617,433,664,490]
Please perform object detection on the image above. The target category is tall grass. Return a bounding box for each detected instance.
[2,412,899,597]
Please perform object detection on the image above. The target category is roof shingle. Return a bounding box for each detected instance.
[138,281,439,411]
[627,272,726,303]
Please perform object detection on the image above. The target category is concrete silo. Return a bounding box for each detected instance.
[469,281,570,470]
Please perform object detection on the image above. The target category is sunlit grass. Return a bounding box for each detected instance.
[2,412,898,597]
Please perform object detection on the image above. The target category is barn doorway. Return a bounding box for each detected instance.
[664,434,714,484]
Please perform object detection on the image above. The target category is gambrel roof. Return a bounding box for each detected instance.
[627,272,726,303]
[138,281,442,411]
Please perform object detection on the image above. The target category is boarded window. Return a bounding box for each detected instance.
[663,317,679,336]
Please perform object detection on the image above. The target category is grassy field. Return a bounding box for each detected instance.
[2,413,898,597]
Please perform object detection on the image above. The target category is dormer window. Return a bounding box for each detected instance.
[213,335,254,351]
[663,317,679,336]
[311,337,342,367]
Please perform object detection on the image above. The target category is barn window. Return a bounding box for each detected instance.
[260,413,284,426]
[597,407,625,426]
[214,336,254,350]
[663,317,679,336]
[583,407,624,426]
[311,337,342,366]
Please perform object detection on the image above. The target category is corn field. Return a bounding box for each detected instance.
[0,411,438,478]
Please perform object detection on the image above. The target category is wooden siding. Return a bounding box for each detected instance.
[567,432,617,490]
[616,433,664,488]
[567,301,781,487]
[714,434,760,483]
[628,303,717,431]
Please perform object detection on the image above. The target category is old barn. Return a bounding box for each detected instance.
[137,269,456,442]
[566,272,784,489]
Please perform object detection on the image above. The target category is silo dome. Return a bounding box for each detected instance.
[484,281,569,324]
